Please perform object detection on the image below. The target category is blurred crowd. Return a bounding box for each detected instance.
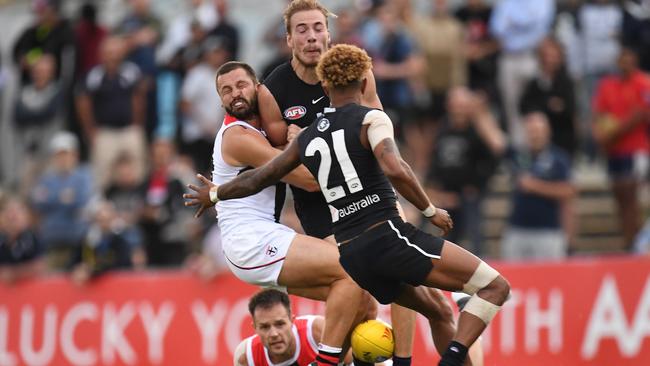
[1,0,650,285]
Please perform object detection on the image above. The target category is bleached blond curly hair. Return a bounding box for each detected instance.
[316,44,372,89]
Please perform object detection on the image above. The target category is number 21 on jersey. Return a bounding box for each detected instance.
[305,129,363,203]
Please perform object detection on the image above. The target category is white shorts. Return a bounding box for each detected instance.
[221,219,297,288]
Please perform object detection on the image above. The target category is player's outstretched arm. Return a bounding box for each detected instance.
[217,139,302,200]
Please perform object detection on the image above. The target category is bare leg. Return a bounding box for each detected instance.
[420,242,509,347]
[391,304,416,358]
[278,234,366,350]
[468,339,484,366]
[393,241,508,366]
[612,178,641,250]
[395,287,473,366]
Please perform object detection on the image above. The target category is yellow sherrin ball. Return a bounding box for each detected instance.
[351,320,394,363]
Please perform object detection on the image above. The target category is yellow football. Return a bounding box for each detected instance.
[351,319,394,363]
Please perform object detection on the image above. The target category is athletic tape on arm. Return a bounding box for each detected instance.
[362,110,395,151]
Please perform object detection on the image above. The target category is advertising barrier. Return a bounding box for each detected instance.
[1,256,649,365]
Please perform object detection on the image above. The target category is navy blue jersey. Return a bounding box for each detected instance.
[297,104,399,242]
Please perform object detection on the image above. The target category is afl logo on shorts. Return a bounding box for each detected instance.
[284,106,307,120]
[317,118,330,132]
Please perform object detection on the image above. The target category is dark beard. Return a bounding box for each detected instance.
[225,96,259,121]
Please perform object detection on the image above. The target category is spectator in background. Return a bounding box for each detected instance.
[260,0,292,80]
[0,197,45,284]
[116,0,161,78]
[139,139,191,267]
[71,201,146,285]
[369,1,423,171]
[490,0,554,147]
[520,38,577,158]
[592,47,650,250]
[12,54,64,193]
[156,20,209,141]
[209,0,240,60]
[426,88,506,257]
[554,0,584,80]
[156,0,217,66]
[74,2,107,80]
[115,0,162,138]
[368,0,419,115]
[332,7,364,48]
[502,113,575,260]
[31,132,93,270]
[176,21,211,73]
[622,0,650,72]
[12,0,75,85]
[455,0,500,109]
[580,0,622,99]
[104,153,145,248]
[395,0,465,174]
[0,54,4,185]
[180,36,229,175]
[76,36,147,190]
[0,50,5,93]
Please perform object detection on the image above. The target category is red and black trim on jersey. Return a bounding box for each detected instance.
[245,316,319,366]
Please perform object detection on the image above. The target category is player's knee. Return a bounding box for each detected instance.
[355,292,377,322]
[488,275,510,305]
[364,295,378,321]
[462,262,503,297]
[415,288,454,323]
[461,264,510,326]
[428,292,454,324]
[463,291,503,326]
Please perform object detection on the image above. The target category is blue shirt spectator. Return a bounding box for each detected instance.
[490,0,555,53]
[502,113,575,260]
[375,31,414,109]
[508,145,571,229]
[370,3,416,111]
[31,132,93,252]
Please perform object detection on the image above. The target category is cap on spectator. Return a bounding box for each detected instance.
[49,131,79,153]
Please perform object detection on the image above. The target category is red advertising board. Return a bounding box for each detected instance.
[0,256,649,365]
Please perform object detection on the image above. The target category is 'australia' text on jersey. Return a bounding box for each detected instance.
[297,104,400,242]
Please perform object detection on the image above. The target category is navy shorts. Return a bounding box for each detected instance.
[608,154,648,180]
[338,218,444,304]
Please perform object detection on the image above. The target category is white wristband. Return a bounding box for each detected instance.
[422,204,436,218]
[209,186,220,203]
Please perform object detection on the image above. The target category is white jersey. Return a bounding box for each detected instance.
[212,118,283,235]
[212,117,290,277]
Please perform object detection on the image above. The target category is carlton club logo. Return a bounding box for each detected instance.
[283,106,307,120]
[317,118,330,132]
